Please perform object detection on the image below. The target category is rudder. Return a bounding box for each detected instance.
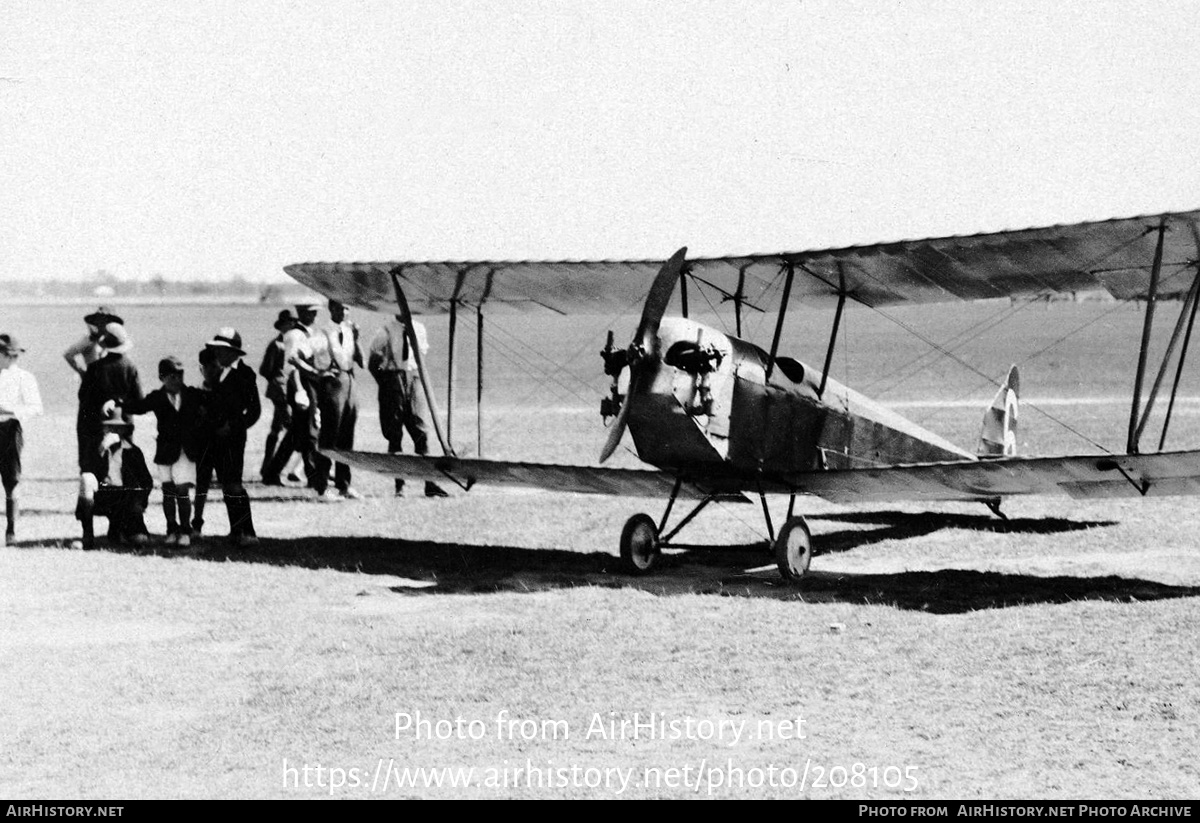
[978,365,1019,457]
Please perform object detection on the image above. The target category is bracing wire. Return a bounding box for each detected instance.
[862,297,1029,397]
[472,292,659,449]
[835,231,1193,453]
[895,265,1199,454]
[864,301,1116,453]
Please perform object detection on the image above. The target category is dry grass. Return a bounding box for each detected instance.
[2,301,1200,798]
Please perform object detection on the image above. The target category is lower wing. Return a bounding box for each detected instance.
[325,449,1200,503]
[786,450,1200,503]
[323,450,745,500]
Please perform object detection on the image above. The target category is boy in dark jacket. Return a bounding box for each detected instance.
[127,356,205,547]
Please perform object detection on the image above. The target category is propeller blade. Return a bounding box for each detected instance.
[634,246,688,350]
[598,384,634,463]
[598,248,688,463]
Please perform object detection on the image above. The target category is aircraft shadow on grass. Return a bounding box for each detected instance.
[804,509,1117,556]
[37,508,1200,614]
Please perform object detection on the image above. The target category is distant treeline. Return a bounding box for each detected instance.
[5,273,310,303]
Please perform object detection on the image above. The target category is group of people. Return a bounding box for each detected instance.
[257,299,447,501]
[69,309,263,550]
[0,298,446,552]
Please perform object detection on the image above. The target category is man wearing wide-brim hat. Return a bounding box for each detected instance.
[202,327,262,548]
[63,306,125,378]
[0,334,43,546]
[77,323,144,476]
[263,301,322,487]
[258,310,299,483]
[85,305,124,327]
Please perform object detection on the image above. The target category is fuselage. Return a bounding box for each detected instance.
[627,318,974,481]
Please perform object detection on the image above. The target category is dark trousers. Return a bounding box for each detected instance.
[193,451,213,534]
[193,432,255,537]
[377,371,434,495]
[260,393,291,477]
[215,430,255,537]
[77,487,150,541]
[75,406,88,471]
[0,419,22,495]
[377,372,429,455]
[265,385,319,488]
[313,372,357,493]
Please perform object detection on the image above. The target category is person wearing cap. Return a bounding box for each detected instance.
[78,323,144,476]
[258,309,299,484]
[203,328,262,548]
[74,401,152,549]
[125,356,206,547]
[0,334,43,545]
[63,306,123,377]
[368,315,448,498]
[308,299,365,500]
[263,300,322,489]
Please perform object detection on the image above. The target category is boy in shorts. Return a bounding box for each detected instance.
[128,356,205,547]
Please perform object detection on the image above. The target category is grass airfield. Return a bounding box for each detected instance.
[2,301,1199,799]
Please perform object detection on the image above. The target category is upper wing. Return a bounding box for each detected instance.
[286,209,1200,314]
[785,450,1200,503]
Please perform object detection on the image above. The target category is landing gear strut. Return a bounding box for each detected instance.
[617,476,717,574]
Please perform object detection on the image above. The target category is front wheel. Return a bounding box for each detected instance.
[774,516,813,582]
[620,513,660,574]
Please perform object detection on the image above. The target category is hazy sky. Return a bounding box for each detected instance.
[4,1,1199,282]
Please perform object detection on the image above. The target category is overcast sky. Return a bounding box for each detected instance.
[4,1,1199,282]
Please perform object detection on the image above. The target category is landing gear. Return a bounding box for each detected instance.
[774,516,813,582]
[620,513,660,573]
[616,481,814,581]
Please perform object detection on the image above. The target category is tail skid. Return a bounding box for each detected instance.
[978,365,1020,457]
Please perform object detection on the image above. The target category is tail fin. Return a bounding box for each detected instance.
[977,365,1019,457]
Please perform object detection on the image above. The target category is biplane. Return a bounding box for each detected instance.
[285,208,1200,581]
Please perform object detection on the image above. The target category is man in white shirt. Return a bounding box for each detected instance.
[310,299,364,500]
[0,334,44,545]
[367,315,447,498]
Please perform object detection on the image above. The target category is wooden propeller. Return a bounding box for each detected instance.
[599,247,687,463]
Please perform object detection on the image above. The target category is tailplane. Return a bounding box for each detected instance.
[977,365,1019,457]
